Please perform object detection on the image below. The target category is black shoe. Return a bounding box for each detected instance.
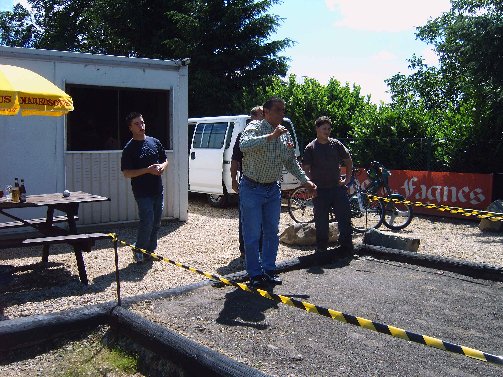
[338,244,354,259]
[313,247,329,264]
[249,275,267,289]
[264,271,282,285]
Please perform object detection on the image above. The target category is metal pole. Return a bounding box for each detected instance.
[113,235,121,306]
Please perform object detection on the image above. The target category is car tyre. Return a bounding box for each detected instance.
[208,193,228,208]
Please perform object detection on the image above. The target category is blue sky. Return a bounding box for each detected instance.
[269,0,452,103]
[1,0,452,103]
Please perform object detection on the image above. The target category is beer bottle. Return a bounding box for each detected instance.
[20,179,26,202]
[14,177,19,188]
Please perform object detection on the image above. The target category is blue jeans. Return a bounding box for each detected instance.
[135,193,164,252]
[239,178,281,278]
[313,186,352,250]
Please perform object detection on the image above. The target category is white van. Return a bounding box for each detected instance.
[188,115,301,207]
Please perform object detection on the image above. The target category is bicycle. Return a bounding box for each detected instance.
[288,161,413,231]
[364,161,414,230]
[288,169,385,233]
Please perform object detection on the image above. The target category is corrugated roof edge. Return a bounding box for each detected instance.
[0,45,189,70]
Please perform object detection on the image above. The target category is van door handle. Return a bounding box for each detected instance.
[191,152,195,160]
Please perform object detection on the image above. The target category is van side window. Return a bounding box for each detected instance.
[192,122,228,149]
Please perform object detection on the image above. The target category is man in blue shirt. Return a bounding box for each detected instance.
[121,112,168,263]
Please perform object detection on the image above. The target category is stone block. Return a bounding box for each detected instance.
[363,228,420,252]
[479,199,503,232]
[280,223,339,246]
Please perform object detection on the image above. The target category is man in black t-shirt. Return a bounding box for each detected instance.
[121,112,168,263]
[303,116,353,258]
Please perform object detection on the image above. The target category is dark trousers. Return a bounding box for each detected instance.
[313,186,352,250]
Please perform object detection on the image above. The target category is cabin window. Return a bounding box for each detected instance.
[66,85,170,151]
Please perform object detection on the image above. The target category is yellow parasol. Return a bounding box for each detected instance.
[0,64,74,116]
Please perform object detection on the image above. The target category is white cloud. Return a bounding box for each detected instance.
[287,54,403,103]
[325,0,451,32]
[422,47,440,66]
[17,0,30,9]
[371,50,397,62]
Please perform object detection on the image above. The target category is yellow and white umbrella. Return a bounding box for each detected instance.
[0,64,73,116]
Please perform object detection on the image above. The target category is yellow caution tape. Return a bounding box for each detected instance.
[370,195,503,222]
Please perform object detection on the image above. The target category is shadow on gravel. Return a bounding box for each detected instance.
[0,262,78,295]
[91,259,153,287]
[216,256,245,276]
[0,259,153,309]
[474,232,503,242]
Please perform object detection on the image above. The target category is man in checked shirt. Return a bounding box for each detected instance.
[239,97,317,288]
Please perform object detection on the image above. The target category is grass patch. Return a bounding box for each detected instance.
[57,342,139,377]
[103,346,138,374]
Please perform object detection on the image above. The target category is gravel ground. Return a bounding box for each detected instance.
[0,193,502,375]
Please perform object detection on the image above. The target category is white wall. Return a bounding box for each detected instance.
[0,47,188,225]
[65,151,177,224]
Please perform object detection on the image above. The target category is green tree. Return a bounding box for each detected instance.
[0,4,36,46]
[241,74,377,154]
[386,0,503,172]
[0,0,292,116]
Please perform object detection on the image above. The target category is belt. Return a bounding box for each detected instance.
[242,175,277,186]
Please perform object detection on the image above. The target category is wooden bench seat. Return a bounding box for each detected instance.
[3,233,112,285]
[0,215,77,230]
[22,232,111,246]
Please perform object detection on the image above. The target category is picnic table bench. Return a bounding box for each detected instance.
[0,191,110,284]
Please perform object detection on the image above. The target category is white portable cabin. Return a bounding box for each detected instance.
[0,46,188,226]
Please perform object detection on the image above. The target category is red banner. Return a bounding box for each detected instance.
[384,170,493,218]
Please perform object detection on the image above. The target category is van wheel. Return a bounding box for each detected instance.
[208,193,228,208]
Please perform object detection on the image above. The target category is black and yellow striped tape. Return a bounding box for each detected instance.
[119,240,503,366]
[370,195,503,222]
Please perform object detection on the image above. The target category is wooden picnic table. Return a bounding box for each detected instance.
[0,191,111,284]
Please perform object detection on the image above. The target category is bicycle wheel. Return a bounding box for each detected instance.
[382,199,413,230]
[288,187,315,223]
[349,192,384,233]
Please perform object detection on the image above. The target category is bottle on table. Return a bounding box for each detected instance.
[11,179,20,203]
[20,179,26,202]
